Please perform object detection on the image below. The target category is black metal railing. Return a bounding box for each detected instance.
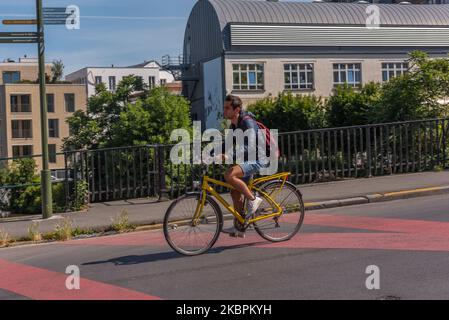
[277,118,448,185]
[1,118,448,214]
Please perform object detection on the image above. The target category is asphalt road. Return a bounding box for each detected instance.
[1,194,449,300]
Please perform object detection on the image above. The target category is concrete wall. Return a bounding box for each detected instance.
[223,54,415,108]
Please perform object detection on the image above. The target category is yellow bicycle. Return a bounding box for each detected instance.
[163,165,305,256]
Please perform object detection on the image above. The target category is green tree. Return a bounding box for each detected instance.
[108,87,191,146]
[51,59,64,83]
[63,76,192,150]
[373,51,449,123]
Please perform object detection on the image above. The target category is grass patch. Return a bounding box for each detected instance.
[27,222,42,242]
[54,218,74,241]
[0,229,13,247]
[110,210,135,233]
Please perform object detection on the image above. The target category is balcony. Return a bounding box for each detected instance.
[161,54,197,81]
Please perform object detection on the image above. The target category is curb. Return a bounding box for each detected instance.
[2,184,449,248]
[304,185,449,211]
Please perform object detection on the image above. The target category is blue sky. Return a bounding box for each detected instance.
[0,0,307,76]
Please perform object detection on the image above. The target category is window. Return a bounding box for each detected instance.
[11,120,32,139]
[95,76,102,85]
[109,76,116,91]
[48,144,57,163]
[160,78,167,86]
[3,71,20,84]
[47,94,55,113]
[64,93,75,112]
[12,145,33,158]
[232,64,264,91]
[10,94,31,112]
[48,119,59,138]
[149,76,156,89]
[333,63,362,88]
[284,63,314,90]
[382,62,409,82]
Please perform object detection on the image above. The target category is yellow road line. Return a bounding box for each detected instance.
[384,186,446,197]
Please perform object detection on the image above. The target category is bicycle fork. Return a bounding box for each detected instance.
[191,190,207,226]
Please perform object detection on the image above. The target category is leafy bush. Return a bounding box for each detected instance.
[327,82,381,127]
[72,180,89,211]
[248,92,327,132]
[4,159,40,214]
[0,159,73,215]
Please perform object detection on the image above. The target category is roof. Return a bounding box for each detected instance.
[207,0,449,28]
[127,60,161,68]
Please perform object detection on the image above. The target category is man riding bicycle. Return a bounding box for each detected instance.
[216,94,271,238]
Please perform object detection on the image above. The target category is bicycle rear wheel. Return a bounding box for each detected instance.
[163,193,223,256]
[253,181,305,242]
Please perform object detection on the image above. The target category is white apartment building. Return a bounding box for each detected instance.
[65,61,175,97]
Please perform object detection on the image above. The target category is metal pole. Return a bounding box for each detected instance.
[37,0,53,219]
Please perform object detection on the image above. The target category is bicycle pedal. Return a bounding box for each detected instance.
[229,232,246,239]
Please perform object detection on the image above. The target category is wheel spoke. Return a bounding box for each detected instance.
[254,182,305,242]
[164,194,221,255]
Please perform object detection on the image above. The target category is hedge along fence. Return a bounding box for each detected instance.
[277,118,449,185]
[1,118,448,214]
[142,118,449,200]
[0,154,87,216]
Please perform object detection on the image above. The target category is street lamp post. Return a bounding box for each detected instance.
[36,0,53,219]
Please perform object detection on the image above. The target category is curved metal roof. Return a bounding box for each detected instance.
[208,0,449,28]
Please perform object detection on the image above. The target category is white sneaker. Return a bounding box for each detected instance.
[245,196,263,219]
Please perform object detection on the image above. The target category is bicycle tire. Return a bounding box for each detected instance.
[163,193,223,256]
[253,181,305,242]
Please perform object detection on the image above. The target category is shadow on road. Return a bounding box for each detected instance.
[82,241,266,266]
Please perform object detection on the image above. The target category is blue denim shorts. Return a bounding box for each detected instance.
[239,161,266,181]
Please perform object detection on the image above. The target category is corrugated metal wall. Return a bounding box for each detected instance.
[231,25,449,47]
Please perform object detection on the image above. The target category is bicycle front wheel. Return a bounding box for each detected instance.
[253,181,305,242]
[163,193,223,256]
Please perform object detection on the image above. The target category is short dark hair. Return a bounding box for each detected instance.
[225,94,242,110]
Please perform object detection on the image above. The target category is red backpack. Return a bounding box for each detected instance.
[242,115,280,159]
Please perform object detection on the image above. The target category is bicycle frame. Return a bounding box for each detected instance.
[192,172,291,225]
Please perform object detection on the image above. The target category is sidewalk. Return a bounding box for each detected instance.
[1,170,449,241]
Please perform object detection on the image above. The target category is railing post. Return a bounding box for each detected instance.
[64,151,69,211]
[157,145,169,202]
[366,126,372,178]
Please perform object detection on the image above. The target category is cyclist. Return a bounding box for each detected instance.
[216,94,270,238]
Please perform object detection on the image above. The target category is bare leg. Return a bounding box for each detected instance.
[224,166,255,201]
[231,189,244,215]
